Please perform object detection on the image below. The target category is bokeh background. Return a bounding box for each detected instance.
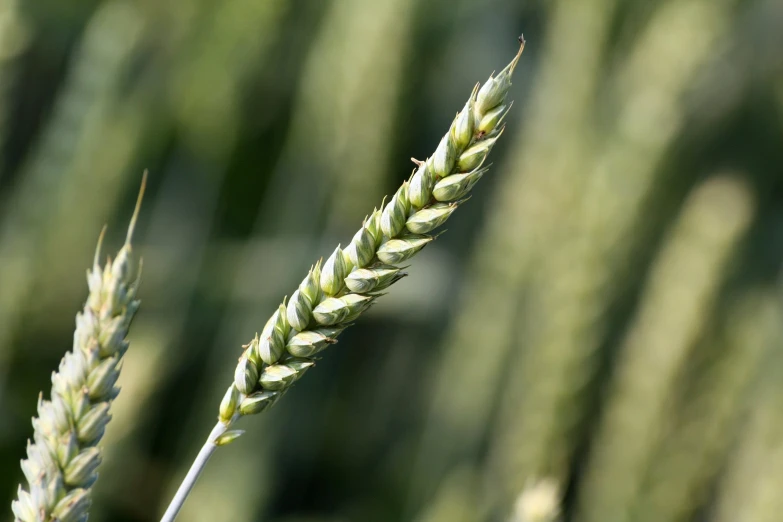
[2,0,783,521]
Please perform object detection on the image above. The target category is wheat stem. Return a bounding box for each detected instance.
[160,421,230,522]
[159,38,526,521]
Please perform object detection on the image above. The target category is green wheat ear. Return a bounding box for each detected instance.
[12,173,147,522]
[161,36,527,522]
[224,36,525,427]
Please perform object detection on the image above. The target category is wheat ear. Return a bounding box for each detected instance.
[160,38,526,522]
[11,174,146,522]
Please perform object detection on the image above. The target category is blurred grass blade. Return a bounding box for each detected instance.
[0,0,30,181]
[631,289,781,522]
[575,174,754,522]
[408,0,617,512]
[711,321,783,522]
[0,0,145,400]
[484,0,737,512]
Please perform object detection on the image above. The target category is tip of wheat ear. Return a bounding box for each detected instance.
[504,37,526,77]
[126,169,148,246]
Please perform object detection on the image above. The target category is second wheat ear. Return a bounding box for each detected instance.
[160,37,527,522]
[12,173,147,522]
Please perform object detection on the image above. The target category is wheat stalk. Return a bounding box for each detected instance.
[11,174,146,522]
[160,37,526,522]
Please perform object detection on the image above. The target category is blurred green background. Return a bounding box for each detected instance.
[1,0,783,521]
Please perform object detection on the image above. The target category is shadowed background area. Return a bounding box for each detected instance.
[1,0,783,521]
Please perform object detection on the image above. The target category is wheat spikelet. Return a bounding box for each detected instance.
[160,37,526,522]
[11,176,146,522]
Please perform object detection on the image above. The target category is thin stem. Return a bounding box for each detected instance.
[160,421,228,522]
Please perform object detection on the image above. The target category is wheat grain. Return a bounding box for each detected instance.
[11,175,146,522]
[160,38,526,522]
